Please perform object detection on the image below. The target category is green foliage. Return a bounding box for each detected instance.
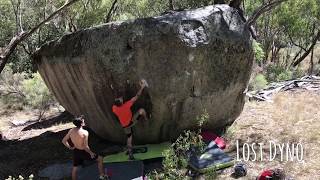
[253,40,265,63]
[265,65,293,82]
[0,1,15,46]
[174,0,213,10]
[276,71,293,82]
[277,0,320,39]
[22,73,54,109]
[204,168,217,179]
[249,73,268,91]
[0,66,55,113]
[148,111,209,180]
[245,0,320,68]
[1,0,319,75]
[0,66,27,109]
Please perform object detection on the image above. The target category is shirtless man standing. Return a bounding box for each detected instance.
[62,115,107,180]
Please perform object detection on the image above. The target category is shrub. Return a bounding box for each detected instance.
[0,66,26,109]
[22,73,54,104]
[249,73,268,91]
[0,66,56,119]
[22,73,55,119]
[265,64,293,82]
[292,67,305,78]
[148,111,209,180]
[253,40,265,63]
[276,70,293,82]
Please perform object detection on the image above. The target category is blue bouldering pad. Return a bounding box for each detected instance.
[188,141,234,173]
[78,161,144,180]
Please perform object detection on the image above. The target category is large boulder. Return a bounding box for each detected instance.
[34,5,253,144]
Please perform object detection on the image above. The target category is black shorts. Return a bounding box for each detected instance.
[73,148,98,166]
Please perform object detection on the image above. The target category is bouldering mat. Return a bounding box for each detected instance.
[188,141,234,173]
[78,161,144,180]
[103,142,170,163]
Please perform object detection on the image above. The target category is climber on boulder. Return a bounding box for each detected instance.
[112,79,148,160]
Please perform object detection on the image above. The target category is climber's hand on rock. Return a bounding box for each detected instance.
[140,80,146,88]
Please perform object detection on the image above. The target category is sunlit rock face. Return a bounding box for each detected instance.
[34,4,253,144]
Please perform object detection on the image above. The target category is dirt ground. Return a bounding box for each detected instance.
[0,111,118,179]
[1,90,320,179]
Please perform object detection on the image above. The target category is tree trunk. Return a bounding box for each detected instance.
[292,49,302,63]
[292,31,320,67]
[309,47,314,75]
[169,0,174,10]
[0,32,27,73]
[272,46,281,65]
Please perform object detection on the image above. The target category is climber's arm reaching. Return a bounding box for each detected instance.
[131,80,146,102]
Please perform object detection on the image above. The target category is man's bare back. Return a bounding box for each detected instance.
[69,128,88,150]
[62,116,107,180]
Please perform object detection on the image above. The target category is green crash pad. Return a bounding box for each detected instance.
[104,142,171,163]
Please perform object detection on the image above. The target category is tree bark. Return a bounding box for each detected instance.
[309,47,314,75]
[0,0,79,74]
[292,49,302,63]
[292,30,320,67]
[169,0,174,10]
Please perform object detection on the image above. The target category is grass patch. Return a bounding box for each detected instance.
[223,90,320,179]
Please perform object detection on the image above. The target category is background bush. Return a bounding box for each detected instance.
[265,64,294,82]
[0,66,56,118]
[22,73,55,109]
[253,40,265,64]
[249,73,268,91]
[148,112,209,180]
[0,66,27,109]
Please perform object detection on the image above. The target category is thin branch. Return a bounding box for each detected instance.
[19,0,23,32]
[288,33,307,52]
[28,0,79,36]
[19,43,32,55]
[292,30,320,67]
[292,48,302,63]
[105,0,118,23]
[0,91,25,98]
[246,0,287,27]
